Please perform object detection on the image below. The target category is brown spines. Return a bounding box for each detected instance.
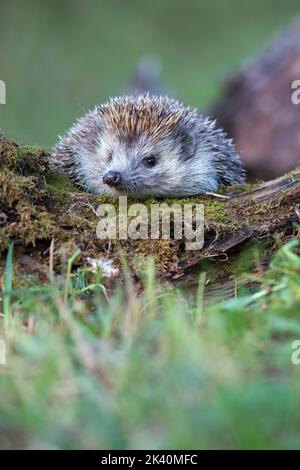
[100,96,184,143]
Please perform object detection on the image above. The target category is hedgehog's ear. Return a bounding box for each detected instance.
[178,128,195,160]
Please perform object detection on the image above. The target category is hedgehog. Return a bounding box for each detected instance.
[52,95,245,199]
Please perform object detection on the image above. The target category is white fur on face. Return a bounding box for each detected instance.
[73,130,121,195]
[73,130,219,197]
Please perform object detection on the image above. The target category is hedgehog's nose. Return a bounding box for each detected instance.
[103,171,122,187]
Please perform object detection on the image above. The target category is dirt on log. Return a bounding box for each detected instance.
[211,17,300,181]
[0,133,299,296]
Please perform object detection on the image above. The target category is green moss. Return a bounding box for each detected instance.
[0,135,57,250]
[0,168,37,207]
[228,182,259,193]
[45,171,80,205]
[16,144,49,175]
[141,195,231,225]
[45,171,78,192]
[202,199,230,224]
[0,134,49,175]
[0,134,19,169]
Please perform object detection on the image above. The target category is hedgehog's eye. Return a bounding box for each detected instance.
[143,156,157,168]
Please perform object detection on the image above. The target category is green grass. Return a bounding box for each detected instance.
[3,243,13,329]
[0,240,300,449]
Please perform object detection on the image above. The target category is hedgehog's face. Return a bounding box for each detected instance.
[97,129,197,198]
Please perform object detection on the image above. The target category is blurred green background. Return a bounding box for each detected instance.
[0,0,299,147]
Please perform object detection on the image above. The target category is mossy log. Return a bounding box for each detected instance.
[0,133,299,293]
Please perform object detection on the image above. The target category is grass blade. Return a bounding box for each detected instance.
[3,243,13,329]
